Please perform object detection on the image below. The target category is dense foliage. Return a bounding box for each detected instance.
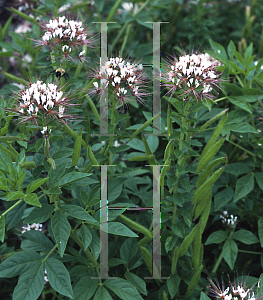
[1,0,263,299]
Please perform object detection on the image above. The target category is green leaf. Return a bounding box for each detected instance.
[127,138,145,152]
[222,239,238,270]
[258,217,263,247]
[200,291,211,300]
[214,187,234,211]
[13,260,44,300]
[6,201,26,230]
[104,278,144,300]
[224,122,258,134]
[232,230,259,244]
[93,286,113,300]
[225,163,251,176]
[7,191,25,201]
[120,238,139,269]
[108,177,127,202]
[24,193,42,207]
[46,258,74,299]
[167,274,180,298]
[255,172,263,190]
[56,172,92,187]
[61,205,99,225]
[227,40,236,60]
[205,230,228,245]
[209,39,228,60]
[79,224,92,251]
[228,97,252,113]
[21,230,54,252]
[0,216,5,242]
[0,250,41,278]
[26,177,48,195]
[233,174,254,202]
[125,271,147,296]
[108,222,138,237]
[51,210,70,257]
[146,135,159,153]
[24,203,54,223]
[73,276,99,300]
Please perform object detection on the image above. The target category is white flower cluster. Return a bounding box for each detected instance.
[21,223,43,233]
[19,81,65,118]
[220,211,238,227]
[42,16,86,43]
[208,277,262,300]
[167,53,221,94]
[93,57,144,103]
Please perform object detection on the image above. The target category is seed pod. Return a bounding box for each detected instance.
[84,108,90,145]
[196,157,226,188]
[140,246,152,275]
[119,214,152,239]
[178,222,200,257]
[193,166,225,205]
[128,154,155,161]
[196,135,226,174]
[199,108,229,133]
[193,190,212,221]
[185,264,203,298]
[61,122,88,150]
[199,110,228,161]
[127,113,160,143]
[87,145,99,170]
[0,216,5,242]
[71,128,83,167]
[19,161,36,169]
[160,162,170,200]
[192,224,202,270]
[171,246,179,275]
[200,196,212,234]
[164,140,173,162]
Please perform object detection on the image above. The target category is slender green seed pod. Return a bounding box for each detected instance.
[196,135,226,174]
[199,108,229,133]
[193,190,212,221]
[192,224,202,270]
[86,96,100,120]
[119,214,152,239]
[199,111,228,162]
[87,145,99,169]
[164,140,173,162]
[84,109,90,146]
[2,71,29,86]
[61,122,88,150]
[171,246,179,275]
[127,113,160,143]
[140,246,152,275]
[160,162,170,200]
[7,7,40,25]
[193,166,225,205]
[0,216,5,242]
[71,128,83,167]
[162,291,168,300]
[200,197,212,234]
[196,157,226,188]
[185,265,203,298]
[142,135,156,166]
[167,103,172,137]
[128,154,155,161]
[19,161,36,169]
[178,222,200,257]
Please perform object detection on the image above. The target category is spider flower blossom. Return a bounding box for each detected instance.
[162,52,222,102]
[12,80,76,126]
[40,16,93,60]
[92,56,148,108]
[208,275,263,300]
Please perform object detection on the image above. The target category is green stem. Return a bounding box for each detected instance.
[211,249,224,274]
[1,200,23,217]
[238,249,262,255]
[214,96,227,103]
[70,229,100,278]
[227,139,255,157]
[43,244,58,262]
[109,98,117,165]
